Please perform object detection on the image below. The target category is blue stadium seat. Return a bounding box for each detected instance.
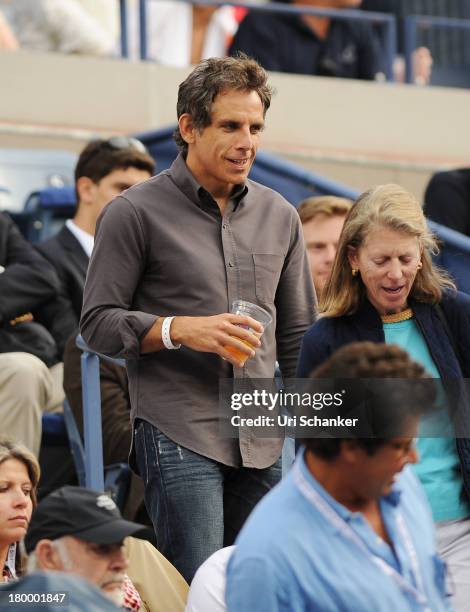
[23,185,76,242]
[41,413,68,446]
[41,397,130,510]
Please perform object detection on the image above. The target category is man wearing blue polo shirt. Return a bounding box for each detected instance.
[226,342,452,612]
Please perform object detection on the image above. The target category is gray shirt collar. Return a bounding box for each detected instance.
[170,153,248,215]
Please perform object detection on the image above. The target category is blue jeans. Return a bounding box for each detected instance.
[134,419,281,583]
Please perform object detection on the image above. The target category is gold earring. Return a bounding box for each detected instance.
[417,262,423,270]
[352,268,358,277]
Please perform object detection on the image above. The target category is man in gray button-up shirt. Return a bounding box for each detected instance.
[81,55,316,582]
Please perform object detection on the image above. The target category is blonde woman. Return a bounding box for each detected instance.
[297,183,470,611]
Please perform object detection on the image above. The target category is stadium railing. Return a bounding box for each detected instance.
[135,125,359,204]
[404,15,470,87]
[119,0,397,81]
[136,124,470,293]
[75,335,126,492]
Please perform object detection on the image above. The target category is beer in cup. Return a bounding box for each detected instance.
[225,300,272,366]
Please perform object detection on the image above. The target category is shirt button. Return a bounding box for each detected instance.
[222,223,227,230]
[228,261,234,267]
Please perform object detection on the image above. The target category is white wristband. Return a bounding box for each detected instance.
[161,316,181,350]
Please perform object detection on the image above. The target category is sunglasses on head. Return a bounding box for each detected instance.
[80,136,148,170]
[103,136,147,154]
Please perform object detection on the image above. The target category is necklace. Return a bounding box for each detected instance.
[381,308,414,324]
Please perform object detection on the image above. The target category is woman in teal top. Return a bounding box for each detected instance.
[383,317,470,523]
[298,183,470,611]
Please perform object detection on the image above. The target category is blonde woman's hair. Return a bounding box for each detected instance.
[320,184,456,317]
[0,439,40,508]
[297,195,352,225]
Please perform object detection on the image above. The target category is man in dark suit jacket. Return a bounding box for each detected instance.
[37,138,155,353]
[36,138,154,504]
[0,211,63,455]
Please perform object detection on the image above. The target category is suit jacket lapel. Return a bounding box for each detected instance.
[58,226,89,279]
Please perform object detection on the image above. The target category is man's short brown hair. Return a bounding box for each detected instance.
[297,196,352,225]
[174,53,273,154]
[75,138,155,186]
[73,137,155,212]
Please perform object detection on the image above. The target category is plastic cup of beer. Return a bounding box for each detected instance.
[225,300,272,366]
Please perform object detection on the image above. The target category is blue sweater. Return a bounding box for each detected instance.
[297,291,470,500]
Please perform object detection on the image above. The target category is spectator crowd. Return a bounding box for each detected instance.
[3,0,464,86]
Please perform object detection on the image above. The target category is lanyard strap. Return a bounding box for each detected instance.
[6,543,17,580]
[293,462,430,610]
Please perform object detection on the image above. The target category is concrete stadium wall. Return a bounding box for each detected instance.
[1,50,469,200]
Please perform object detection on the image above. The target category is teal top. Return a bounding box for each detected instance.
[383,317,470,522]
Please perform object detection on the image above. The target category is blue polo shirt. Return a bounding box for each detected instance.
[226,451,451,612]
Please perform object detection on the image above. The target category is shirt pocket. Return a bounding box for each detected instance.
[252,253,284,304]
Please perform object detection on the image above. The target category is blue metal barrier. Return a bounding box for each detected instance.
[124,0,396,80]
[119,0,129,58]
[75,335,125,491]
[428,221,470,295]
[404,15,470,85]
[135,124,359,204]
[135,124,470,292]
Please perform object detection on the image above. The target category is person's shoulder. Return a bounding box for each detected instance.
[118,169,172,205]
[0,211,22,244]
[298,317,337,376]
[98,175,165,222]
[303,316,338,343]
[245,179,296,214]
[441,289,470,313]
[193,545,235,580]
[186,545,235,612]
[36,225,70,255]
[234,472,309,554]
[230,469,332,581]
[431,168,470,184]
[427,168,470,198]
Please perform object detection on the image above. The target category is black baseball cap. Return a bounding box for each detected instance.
[25,486,147,554]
